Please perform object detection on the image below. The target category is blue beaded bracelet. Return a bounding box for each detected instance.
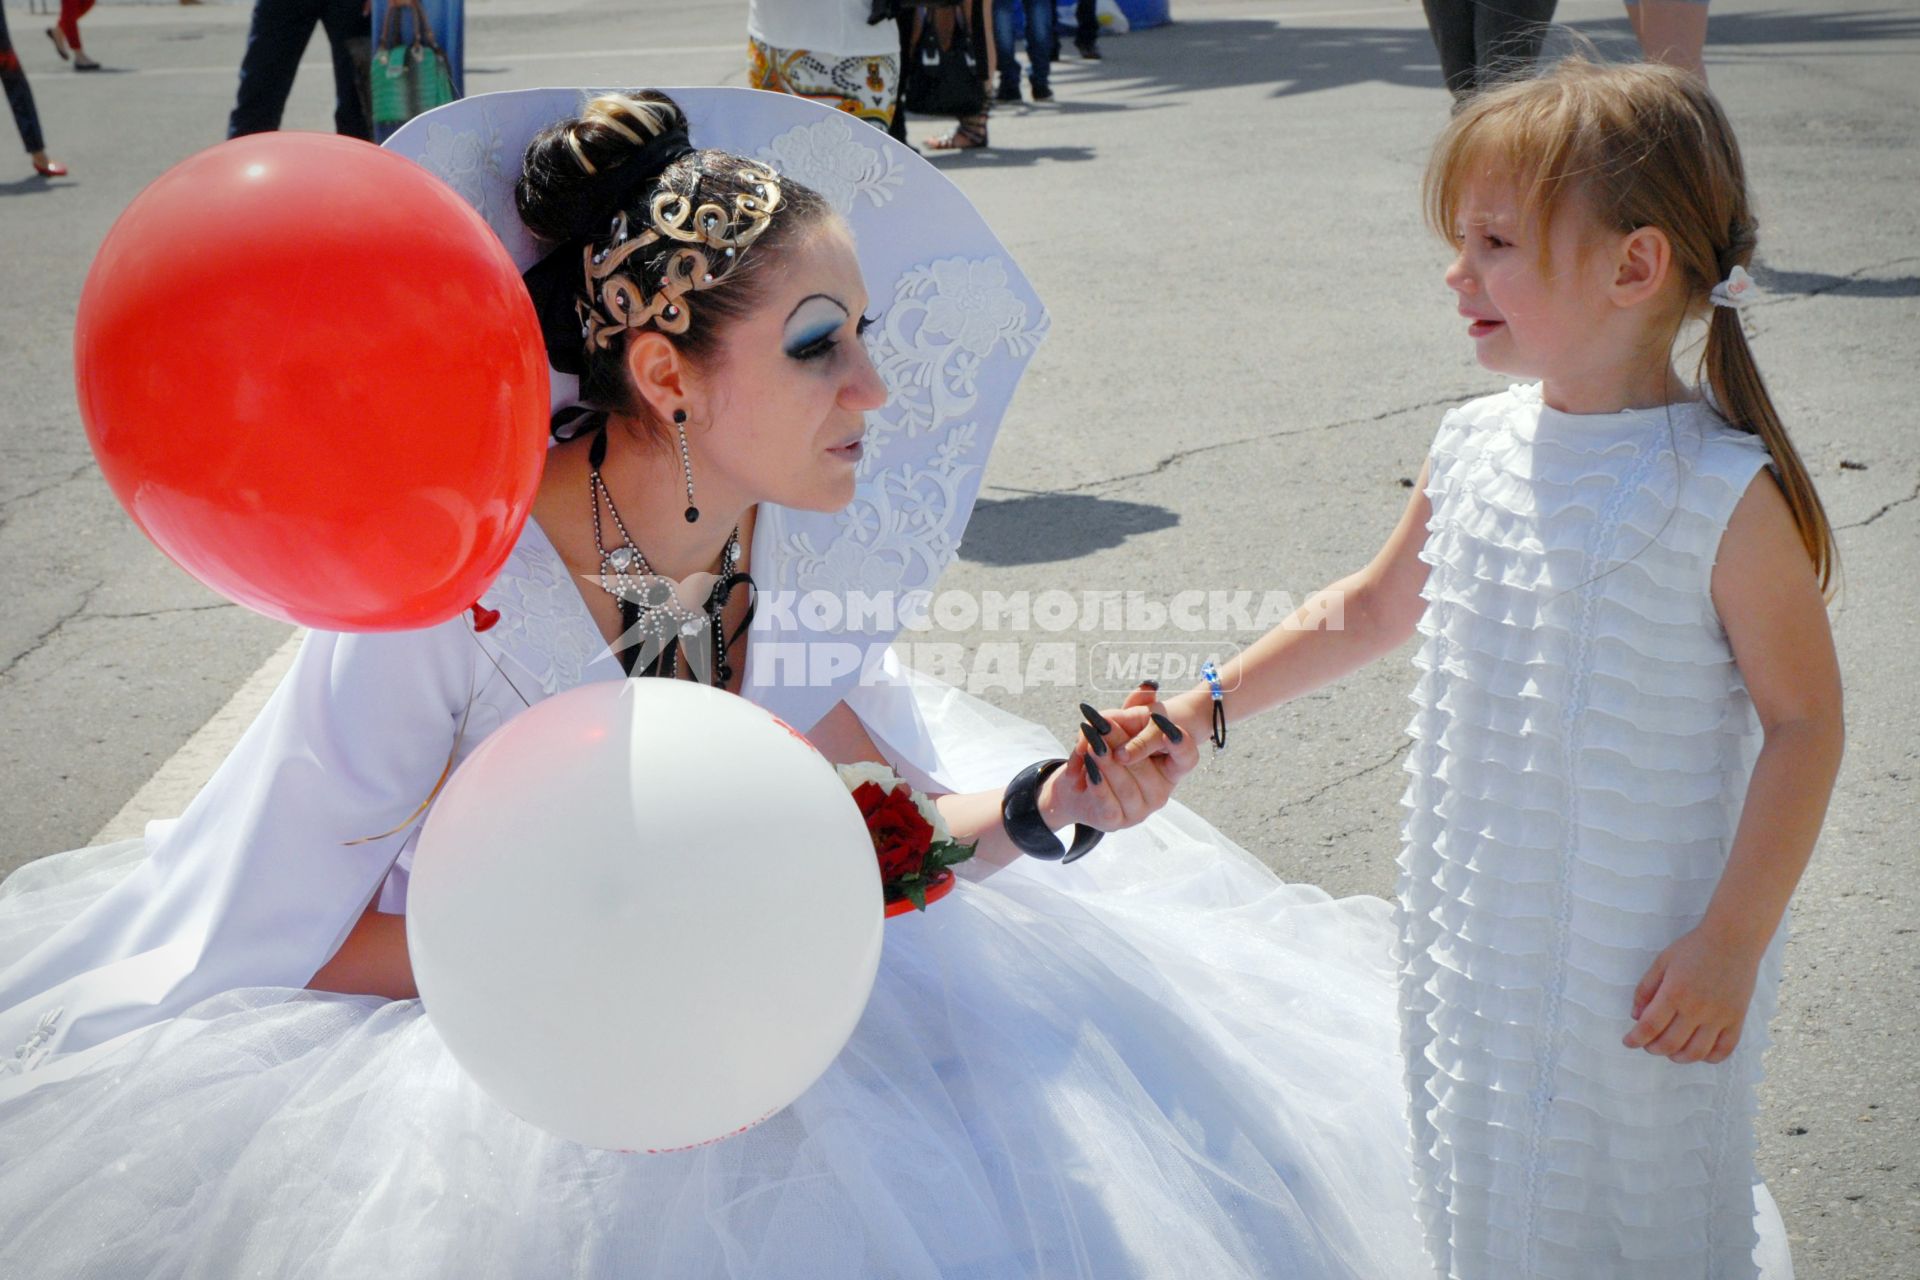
[1201,661,1227,752]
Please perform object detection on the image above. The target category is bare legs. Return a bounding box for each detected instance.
[1625,1,1709,80]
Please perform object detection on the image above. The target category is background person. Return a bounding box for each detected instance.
[992,0,1053,102]
[1071,0,1100,59]
[748,0,901,128]
[914,0,994,151]
[1,4,65,176]
[45,0,102,72]
[1627,0,1710,80]
[1420,0,1557,100]
[226,0,371,141]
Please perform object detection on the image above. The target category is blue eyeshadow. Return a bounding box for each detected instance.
[785,321,842,355]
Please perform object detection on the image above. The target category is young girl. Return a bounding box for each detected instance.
[1113,58,1842,1277]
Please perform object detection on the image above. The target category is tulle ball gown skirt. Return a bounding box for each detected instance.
[0,684,1426,1279]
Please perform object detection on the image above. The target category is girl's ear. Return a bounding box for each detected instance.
[1611,225,1674,310]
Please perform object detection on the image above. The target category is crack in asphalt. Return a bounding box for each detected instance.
[1319,818,1396,852]
[1836,476,1920,532]
[986,391,1481,498]
[93,603,240,620]
[0,581,105,683]
[0,460,99,534]
[1273,738,1413,819]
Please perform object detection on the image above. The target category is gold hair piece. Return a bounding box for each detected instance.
[577,161,785,350]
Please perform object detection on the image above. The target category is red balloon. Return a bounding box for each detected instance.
[75,132,550,631]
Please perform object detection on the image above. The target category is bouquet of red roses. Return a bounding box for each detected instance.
[836,762,976,912]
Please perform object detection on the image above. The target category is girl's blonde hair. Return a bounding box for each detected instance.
[1424,57,1838,597]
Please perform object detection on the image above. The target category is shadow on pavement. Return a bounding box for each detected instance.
[1754,259,1920,300]
[1646,5,1920,47]
[961,492,1179,565]
[1073,8,1920,101]
[0,176,76,198]
[915,142,1098,168]
[1106,18,1449,98]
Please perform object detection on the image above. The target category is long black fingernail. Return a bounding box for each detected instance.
[1079,703,1112,735]
[1082,754,1103,786]
[1150,712,1184,743]
[1080,722,1109,756]
[1139,679,1160,692]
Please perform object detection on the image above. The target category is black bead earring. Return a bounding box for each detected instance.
[674,409,698,523]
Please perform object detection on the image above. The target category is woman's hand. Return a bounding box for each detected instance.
[1622,926,1762,1065]
[1039,685,1201,833]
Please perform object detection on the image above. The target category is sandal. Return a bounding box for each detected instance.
[924,115,988,151]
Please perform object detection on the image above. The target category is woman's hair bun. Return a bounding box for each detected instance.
[515,90,692,245]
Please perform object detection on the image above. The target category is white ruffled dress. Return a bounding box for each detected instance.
[1397,384,1792,1279]
[0,517,1426,1279]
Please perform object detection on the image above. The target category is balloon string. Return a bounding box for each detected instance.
[340,617,522,847]
[463,617,535,710]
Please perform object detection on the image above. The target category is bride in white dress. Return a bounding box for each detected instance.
[0,88,1425,1278]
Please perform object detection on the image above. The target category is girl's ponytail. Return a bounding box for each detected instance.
[1701,301,1838,598]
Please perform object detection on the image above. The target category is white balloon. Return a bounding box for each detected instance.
[406,679,884,1153]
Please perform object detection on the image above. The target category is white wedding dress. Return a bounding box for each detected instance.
[0,514,1426,1280]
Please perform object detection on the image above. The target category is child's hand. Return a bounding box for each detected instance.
[1622,927,1760,1065]
[1082,687,1198,786]
[1108,691,1210,770]
[1048,686,1201,832]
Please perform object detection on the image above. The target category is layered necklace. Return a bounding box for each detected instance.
[586,425,755,686]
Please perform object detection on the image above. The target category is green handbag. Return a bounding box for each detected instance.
[372,2,459,128]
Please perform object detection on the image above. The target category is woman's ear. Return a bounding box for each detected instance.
[1611,225,1674,310]
[623,330,690,420]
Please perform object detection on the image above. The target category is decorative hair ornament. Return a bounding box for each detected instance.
[579,163,785,350]
[1709,264,1757,311]
[520,119,697,377]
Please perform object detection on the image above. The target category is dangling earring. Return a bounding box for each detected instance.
[674,409,699,524]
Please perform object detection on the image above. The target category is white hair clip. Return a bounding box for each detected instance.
[1709,264,1758,310]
